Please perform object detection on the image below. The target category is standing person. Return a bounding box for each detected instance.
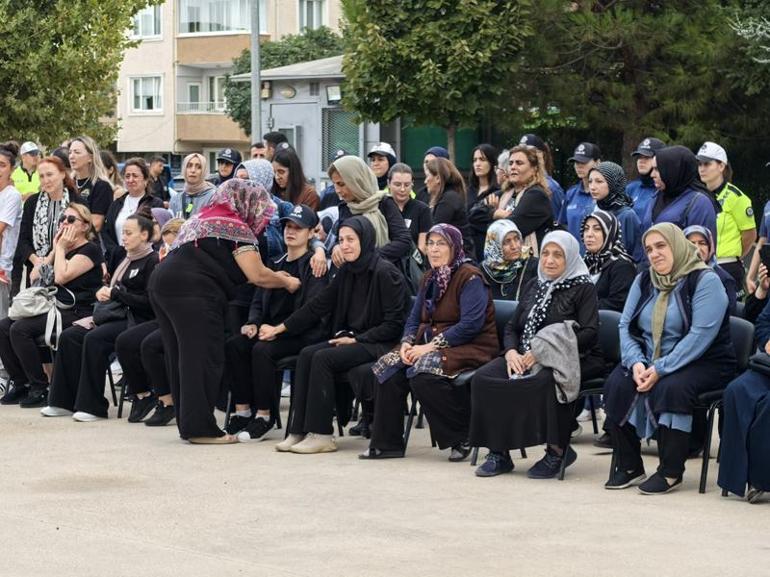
[467,144,500,261]
[367,142,398,192]
[480,220,538,301]
[169,153,216,220]
[696,141,756,290]
[271,146,319,210]
[12,141,41,202]
[262,132,288,161]
[389,163,431,255]
[519,134,565,218]
[147,156,170,207]
[626,137,666,222]
[425,157,474,257]
[558,142,602,250]
[210,148,242,186]
[101,150,125,200]
[67,136,113,232]
[416,146,451,203]
[587,161,643,262]
[494,146,554,257]
[149,179,300,444]
[250,142,266,159]
[0,143,22,316]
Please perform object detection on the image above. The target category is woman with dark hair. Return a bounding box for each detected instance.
[100,150,125,201]
[260,216,408,454]
[0,203,103,407]
[43,207,159,421]
[467,144,500,261]
[149,179,300,443]
[480,220,538,301]
[425,157,474,257]
[363,223,498,460]
[67,136,113,232]
[0,143,22,312]
[102,158,163,270]
[272,146,319,210]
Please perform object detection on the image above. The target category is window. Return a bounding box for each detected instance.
[208,76,226,111]
[133,5,162,38]
[299,0,324,30]
[131,76,163,112]
[322,109,359,166]
[188,83,202,111]
[178,0,266,34]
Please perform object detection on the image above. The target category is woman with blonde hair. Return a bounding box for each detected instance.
[67,136,113,232]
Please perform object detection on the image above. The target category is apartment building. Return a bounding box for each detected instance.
[115,0,342,173]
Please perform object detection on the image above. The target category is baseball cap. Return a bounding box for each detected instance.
[519,134,547,152]
[568,142,601,163]
[216,148,242,165]
[20,141,40,155]
[424,146,450,160]
[367,142,396,159]
[696,141,728,164]
[330,148,348,163]
[631,137,666,158]
[280,204,319,229]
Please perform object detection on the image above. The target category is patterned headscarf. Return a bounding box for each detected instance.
[240,159,274,192]
[423,223,467,304]
[683,224,716,267]
[482,220,527,285]
[174,179,275,248]
[590,161,631,211]
[519,231,592,353]
[582,209,633,275]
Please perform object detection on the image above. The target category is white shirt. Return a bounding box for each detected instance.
[115,194,142,246]
[0,185,22,275]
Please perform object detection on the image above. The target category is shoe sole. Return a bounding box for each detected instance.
[145,417,175,427]
[289,445,337,454]
[605,473,647,490]
[237,429,274,443]
[358,450,404,460]
[41,408,73,417]
[747,489,765,504]
[475,466,514,477]
[188,435,237,444]
[638,481,682,495]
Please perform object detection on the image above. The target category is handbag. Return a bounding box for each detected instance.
[8,285,75,350]
[748,352,770,378]
[92,299,128,326]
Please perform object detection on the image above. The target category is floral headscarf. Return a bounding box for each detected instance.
[423,223,467,304]
[240,159,274,192]
[482,220,527,285]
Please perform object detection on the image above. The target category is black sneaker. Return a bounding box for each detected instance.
[144,402,175,427]
[638,472,682,495]
[448,441,472,462]
[605,467,646,490]
[224,414,253,435]
[19,388,47,408]
[236,416,275,442]
[475,451,514,477]
[128,394,156,423]
[527,446,578,479]
[593,432,612,449]
[348,416,371,438]
[0,382,30,405]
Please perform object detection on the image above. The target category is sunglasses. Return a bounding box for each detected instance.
[58,214,82,225]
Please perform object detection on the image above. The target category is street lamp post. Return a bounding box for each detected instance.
[250,0,261,140]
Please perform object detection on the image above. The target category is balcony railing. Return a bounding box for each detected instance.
[176,101,227,113]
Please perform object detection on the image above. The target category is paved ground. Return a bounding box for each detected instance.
[0,400,766,577]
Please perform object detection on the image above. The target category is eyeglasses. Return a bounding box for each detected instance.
[426,240,450,249]
[58,214,82,225]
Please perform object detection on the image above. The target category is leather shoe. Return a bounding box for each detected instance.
[348,416,371,438]
[359,447,404,459]
[20,388,47,408]
[0,383,30,405]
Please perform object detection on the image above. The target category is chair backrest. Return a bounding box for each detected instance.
[734,301,745,319]
[597,309,623,365]
[493,299,518,348]
[729,315,755,373]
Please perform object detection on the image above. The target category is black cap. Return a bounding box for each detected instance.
[216,148,242,165]
[568,142,601,163]
[330,148,348,163]
[280,204,319,229]
[632,137,666,158]
[519,133,547,152]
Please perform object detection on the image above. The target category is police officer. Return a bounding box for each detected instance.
[209,148,243,186]
[626,137,666,223]
[558,142,601,252]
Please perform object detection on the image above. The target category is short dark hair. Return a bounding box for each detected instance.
[150,156,166,165]
[251,142,266,149]
[263,132,288,147]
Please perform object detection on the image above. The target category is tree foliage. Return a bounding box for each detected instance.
[340,0,533,160]
[0,0,156,147]
[224,27,344,136]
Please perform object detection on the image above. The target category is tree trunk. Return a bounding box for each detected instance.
[446,124,457,164]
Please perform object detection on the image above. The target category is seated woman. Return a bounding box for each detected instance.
[603,223,736,494]
[0,203,103,407]
[480,220,538,301]
[469,231,604,478]
[582,210,636,312]
[224,204,328,441]
[363,224,499,460]
[718,296,770,502]
[43,207,159,420]
[683,225,738,315]
[260,216,408,454]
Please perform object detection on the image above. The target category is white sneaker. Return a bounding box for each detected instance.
[571,423,583,439]
[576,408,604,422]
[281,383,291,398]
[73,411,105,422]
[275,433,304,452]
[41,406,73,417]
[289,433,337,454]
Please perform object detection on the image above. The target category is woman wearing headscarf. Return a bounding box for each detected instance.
[587,161,643,262]
[362,224,498,460]
[324,156,410,269]
[148,179,301,444]
[684,225,737,315]
[480,220,538,301]
[169,153,217,220]
[582,210,636,312]
[259,217,408,454]
[469,231,604,478]
[645,146,718,244]
[603,223,735,494]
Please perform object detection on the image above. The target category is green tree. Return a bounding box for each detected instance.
[224,27,344,136]
[0,0,156,147]
[340,0,533,161]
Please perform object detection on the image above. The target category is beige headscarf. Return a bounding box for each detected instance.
[330,156,389,247]
[644,222,708,360]
[182,153,216,196]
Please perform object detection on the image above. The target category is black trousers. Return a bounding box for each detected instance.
[48,320,127,417]
[0,311,80,391]
[288,341,376,436]
[152,289,227,440]
[115,320,158,396]
[370,370,469,452]
[141,328,168,397]
[225,333,307,410]
[720,260,745,294]
[608,419,690,479]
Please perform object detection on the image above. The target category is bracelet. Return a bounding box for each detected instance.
[232,245,257,257]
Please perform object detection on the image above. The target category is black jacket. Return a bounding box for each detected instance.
[102,193,164,272]
[15,192,85,266]
[432,187,474,258]
[337,196,411,264]
[109,251,160,324]
[511,185,554,251]
[594,259,636,313]
[482,257,538,301]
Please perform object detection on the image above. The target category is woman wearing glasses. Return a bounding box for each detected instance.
[0,203,104,407]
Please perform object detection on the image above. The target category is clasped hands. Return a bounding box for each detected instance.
[632,362,659,392]
[399,342,436,366]
[504,349,536,377]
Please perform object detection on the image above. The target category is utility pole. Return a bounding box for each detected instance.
[250,0,261,140]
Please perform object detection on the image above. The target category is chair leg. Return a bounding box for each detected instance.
[337,419,344,437]
[520,448,527,459]
[107,367,118,407]
[588,395,599,435]
[273,370,283,430]
[470,446,479,466]
[351,398,360,421]
[224,391,232,430]
[699,402,718,494]
[721,489,728,497]
[117,372,127,419]
[403,400,418,454]
[416,406,425,429]
[558,442,570,481]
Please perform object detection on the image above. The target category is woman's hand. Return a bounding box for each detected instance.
[631,362,647,388]
[521,351,537,370]
[404,343,435,363]
[764,339,770,356]
[241,324,258,339]
[276,271,301,294]
[484,194,499,208]
[756,264,770,299]
[258,324,283,341]
[493,207,513,220]
[636,365,659,392]
[505,349,527,376]
[310,247,328,278]
[57,225,78,252]
[329,336,356,346]
[331,244,344,268]
[399,342,413,365]
[95,286,112,302]
[29,265,41,283]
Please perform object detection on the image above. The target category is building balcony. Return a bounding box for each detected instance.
[176,33,268,67]
[175,106,248,144]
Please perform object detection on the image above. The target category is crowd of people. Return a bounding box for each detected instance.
[0,130,767,503]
